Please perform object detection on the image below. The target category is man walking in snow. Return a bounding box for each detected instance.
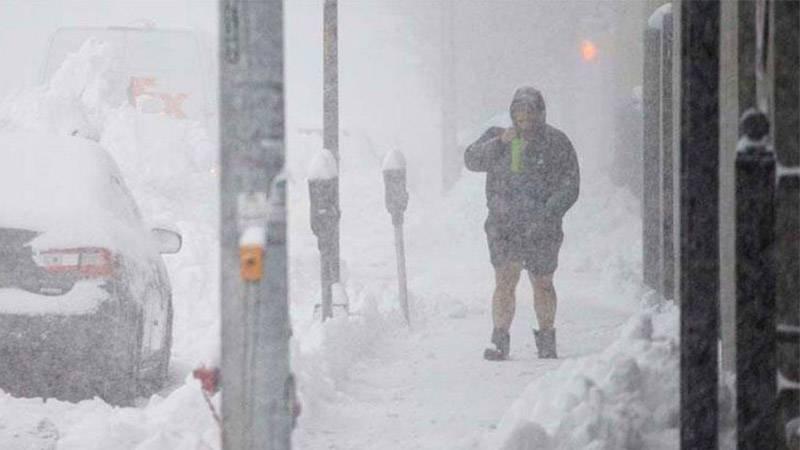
[464,86,580,360]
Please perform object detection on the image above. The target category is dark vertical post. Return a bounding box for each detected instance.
[220,0,293,448]
[772,0,800,169]
[776,173,800,447]
[643,17,662,291]
[679,1,720,448]
[738,0,756,113]
[735,110,777,450]
[773,1,800,441]
[323,0,340,320]
[660,9,675,300]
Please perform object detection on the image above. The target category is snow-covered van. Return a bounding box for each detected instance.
[41,25,214,130]
[0,131,181,405]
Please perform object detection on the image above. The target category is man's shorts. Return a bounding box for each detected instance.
[485,217,563,275]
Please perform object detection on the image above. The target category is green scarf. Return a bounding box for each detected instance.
[511,137,525,173]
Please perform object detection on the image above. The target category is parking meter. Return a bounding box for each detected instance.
[383,150,408,226]
[308,149,340,320]
[382,150,410,325]
[309,176,340,241]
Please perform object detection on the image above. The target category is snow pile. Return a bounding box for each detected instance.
[292,286,409,421]
[0,38,115,139]
[0,379,218,450]
[488,306,679,450]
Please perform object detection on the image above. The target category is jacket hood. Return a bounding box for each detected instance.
[509,86,547,131]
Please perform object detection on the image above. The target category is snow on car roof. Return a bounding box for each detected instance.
[0,131,112,224]
[0,131,149,257]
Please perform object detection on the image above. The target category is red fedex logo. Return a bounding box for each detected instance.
[128,76,188,119]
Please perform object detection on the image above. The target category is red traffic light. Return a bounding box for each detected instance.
[581,40,598,62]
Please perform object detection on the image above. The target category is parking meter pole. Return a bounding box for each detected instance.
[393,218,409,325]
[220,0,294,448]
[735,110,777,450]
[383,150,409,325]
[323,0,341,294]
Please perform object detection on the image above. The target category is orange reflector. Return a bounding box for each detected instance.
[581,40,598,62]
[240,246,264,282]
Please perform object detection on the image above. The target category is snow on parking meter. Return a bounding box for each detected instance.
[382,149,408,226]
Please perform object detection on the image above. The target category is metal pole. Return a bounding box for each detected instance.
[393,224,409,325]
[679,1,720,448]
[323,0,340,315]
[660,9,675,301]
[220,0,293,448]
[738,0,756,113]
[643,17,662,292]
[735,110,777,450]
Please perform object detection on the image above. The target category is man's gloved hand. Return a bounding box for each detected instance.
[500,127,517,144]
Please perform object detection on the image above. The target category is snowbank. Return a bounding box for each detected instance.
[488,306,679,450]
[0,379,219,450]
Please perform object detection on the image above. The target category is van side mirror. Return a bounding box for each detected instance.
[151,227,182,254]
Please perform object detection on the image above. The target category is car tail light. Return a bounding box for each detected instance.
[34,248,114,278]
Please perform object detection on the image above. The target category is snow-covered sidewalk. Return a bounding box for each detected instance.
[293,280,634,449]
[289,130,646,449]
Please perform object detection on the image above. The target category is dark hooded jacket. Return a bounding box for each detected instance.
[464,87,580,236]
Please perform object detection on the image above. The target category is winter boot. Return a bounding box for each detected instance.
[483,328,510,361]
[534,328,557,359]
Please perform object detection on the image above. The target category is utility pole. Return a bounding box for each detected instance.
[220,0,294,448]
[322,0,340,320]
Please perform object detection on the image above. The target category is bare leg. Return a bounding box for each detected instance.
[492,263,522,331]
[529,272,557,330]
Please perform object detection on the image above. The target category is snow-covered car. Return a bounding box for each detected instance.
[0,131,181,405]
